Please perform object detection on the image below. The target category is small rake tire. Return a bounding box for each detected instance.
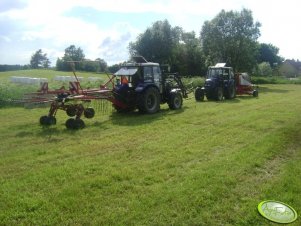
[40,115,56,126]
[65,118,85,130]
[84,107,95,119]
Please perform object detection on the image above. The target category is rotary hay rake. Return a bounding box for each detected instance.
[23,62,125,129]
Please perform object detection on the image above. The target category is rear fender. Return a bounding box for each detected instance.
[135,84,160,93]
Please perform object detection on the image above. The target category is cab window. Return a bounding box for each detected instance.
[143,67,153,82]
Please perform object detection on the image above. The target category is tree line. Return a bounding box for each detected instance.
[129,9,283,75]
[1,8,287,75]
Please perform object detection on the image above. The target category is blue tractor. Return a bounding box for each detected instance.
[112,56,187,113]
[195,63,236,101]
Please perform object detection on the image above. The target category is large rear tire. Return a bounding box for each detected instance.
[195,87,204,101]
[138,87,160,114]
[215,87,223,101]
[113,89,136,113]
[168,92,182,110]
[225,84,236,99]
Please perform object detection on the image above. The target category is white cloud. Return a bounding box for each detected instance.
[0,0,301,65]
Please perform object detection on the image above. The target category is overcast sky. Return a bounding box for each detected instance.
[0,0,300,66]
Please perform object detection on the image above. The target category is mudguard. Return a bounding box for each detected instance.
[135,83,160,93]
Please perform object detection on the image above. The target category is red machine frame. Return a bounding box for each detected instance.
[234,72,258,97]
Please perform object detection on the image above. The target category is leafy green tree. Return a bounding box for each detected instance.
[42,58,51,69]
[257,62,272,76]
[172,31,206,76]
[30,49,50,69]
[200,9,261,72]
[82,60,99,72]
[129,20,206,75]
[56,45,85,71]
[64,45,85,62]
[108,63,122,73]
[129,20,174,65]
[258,43,283,66]
[95,58,108,72]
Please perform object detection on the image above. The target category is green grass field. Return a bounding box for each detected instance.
[0,70,301,225]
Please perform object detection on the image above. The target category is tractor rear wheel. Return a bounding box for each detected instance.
[215,87,223,101]
[138,87,160,114]
[225,84,236,99]
[113,89,136,113]
[168,92,183,110]
[195,87,204,101]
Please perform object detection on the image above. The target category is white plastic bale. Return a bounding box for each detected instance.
[55,76,64,81]
[10,76,17,83]
[15,77,24,83]
[10,76,48,84]
[29,78,39,84]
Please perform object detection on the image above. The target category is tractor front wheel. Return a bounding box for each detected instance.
[138,87,160,114]
[168,92,183,110]
[195,87,204,101]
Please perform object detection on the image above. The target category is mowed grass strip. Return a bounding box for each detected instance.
[0,84,300,225]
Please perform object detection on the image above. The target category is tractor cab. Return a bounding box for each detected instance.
[114,57,162,91]
[207,63,234,80]
[112,56,186,113]
[195,63,236,101]
[115,66,141,87]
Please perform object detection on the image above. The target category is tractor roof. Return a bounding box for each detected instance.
[208,63,232,70]
[124,56,159,67]
[124,62,159,67]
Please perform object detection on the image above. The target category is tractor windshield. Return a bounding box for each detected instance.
[207,68,231,79]
[114,67,142,87]
[114,67,138,76]
[207,68,223,78]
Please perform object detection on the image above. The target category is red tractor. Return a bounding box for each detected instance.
[234,72,258,97]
